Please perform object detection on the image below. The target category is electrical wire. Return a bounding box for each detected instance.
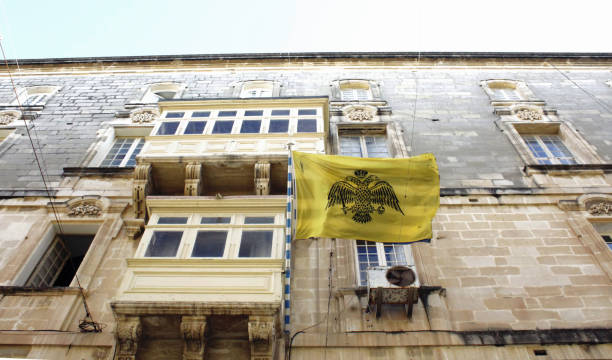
[547,61,612,114]
[0,39,103,333]
[323,239,334,360]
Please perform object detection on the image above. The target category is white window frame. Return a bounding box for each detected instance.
[339,134,390,158]
[339,81,373,101]
[153,108,322,136]
[89,126,152,167]
[521,134,577,165]
[136,213,284,259]
[25,235,71,287]
[12,86,60,106]
[592,223,612,252]
[99,137,144,167]
[354,240,415,286]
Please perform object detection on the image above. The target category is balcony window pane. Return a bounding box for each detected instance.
[192,111,210,118]
[268,119,289,133]
[157,217,188,224]
[271,110,290,116]
[165,112,184,118]
[185,121,207,134]
[240,120,261,134]
[298,109,316,116]
[200,217,231,224]
[191,231,227,257]
[244,216,275,224]
[212,120,234,134]
[238,231,273,257]
[218,111,237,117]
[157,122,179,135]
[297,119,317,133]
[244,110,263,116]
[144,231,182,257]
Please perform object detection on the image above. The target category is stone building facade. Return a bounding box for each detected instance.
[0,53,611,359]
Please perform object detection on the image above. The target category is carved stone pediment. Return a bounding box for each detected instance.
[130,107,159,124]
[587,201,612,216]
[0,110,21,125]
[341,104,378,122]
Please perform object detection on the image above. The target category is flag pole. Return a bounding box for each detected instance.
[284,143,295,333]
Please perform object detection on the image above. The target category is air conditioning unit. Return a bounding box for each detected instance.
[366,265,420,318]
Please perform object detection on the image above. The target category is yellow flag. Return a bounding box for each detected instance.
[293,151,439,243]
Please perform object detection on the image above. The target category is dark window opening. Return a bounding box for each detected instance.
[26,234,95,287]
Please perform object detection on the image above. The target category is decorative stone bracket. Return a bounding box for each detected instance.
[115,316,142,360]
[133,164,153,219]
[124,218,145,240]
[248,316,276,360]
[254,162,271,195]
[181,316,208,360]
[185,162,203,196]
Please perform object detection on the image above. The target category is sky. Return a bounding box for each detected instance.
[0,0,611,60]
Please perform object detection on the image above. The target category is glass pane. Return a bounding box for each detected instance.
[200,216,231,224]
[157,122,179,135]
[157,217,188,224]
[297,119,317,133]
[185,121,207,134]
[356,240,379,286]
[238,231,273,257]
[191,231,227,257]
[541,135,576,164]
[192,111,210,118]
[365,136,389,158]
[268,119,289,133]
[126,140,143,167]
[245,110,263,116]
[298,109,316,116]
[523,136,549,161]
[212,121,234,134]
[339,136,363,157]
[165,112,184,118]
[240,120,261,134]
[244,216,275,224]
[384,244,407,265]
[271,110,290,116]
[101,138,134,167]
[218,111,237,117]
[144,231,182,257]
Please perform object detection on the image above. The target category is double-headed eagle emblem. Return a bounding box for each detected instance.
[327,169,404,224]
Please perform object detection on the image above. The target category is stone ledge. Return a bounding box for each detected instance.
[0,331,114,346]
[0,286,83,296]
[62,167,135,177]
[111,300,281,317]
[292,328,612,347]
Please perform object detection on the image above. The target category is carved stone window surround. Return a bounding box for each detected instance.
[481,79,538,104]
[503,121,602,168]
[227,80,282,98]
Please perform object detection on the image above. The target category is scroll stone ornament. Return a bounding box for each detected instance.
[516,109,542,121]
[130,108,159,123]
[0,114,17,125]
[588,201,612,216]
[68,203,101,216]
[347,109,374,121]
[180,316,207,360]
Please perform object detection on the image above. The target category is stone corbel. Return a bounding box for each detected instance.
[115,316,142,360]
[184,162,203,196]
[248,316,276,360]
[180,316,208,360]
[254,162,271,195]
[124,218,145,240]
[0,110,22,126]
[133,164,153,219]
